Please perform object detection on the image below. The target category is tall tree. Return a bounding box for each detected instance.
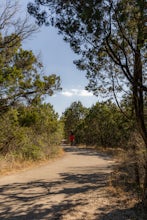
[62,101,88,143]
[0,0,61,113]
[84,101,134,147]
[0,37,61,112]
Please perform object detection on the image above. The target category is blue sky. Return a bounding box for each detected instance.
[23,26,99,116]
[6,0,99,116]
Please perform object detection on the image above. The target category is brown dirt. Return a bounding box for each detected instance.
[0,146,143,220]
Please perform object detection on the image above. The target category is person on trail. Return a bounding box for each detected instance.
[69,131,75,146]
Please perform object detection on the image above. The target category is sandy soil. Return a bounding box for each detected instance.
[0,146,140,220]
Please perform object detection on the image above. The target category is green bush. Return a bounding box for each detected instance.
[0,105,63,162]
[21,144,42,161]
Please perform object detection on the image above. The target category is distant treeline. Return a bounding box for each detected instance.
[62,100,146,148]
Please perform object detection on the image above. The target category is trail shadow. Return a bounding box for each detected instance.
[95,203,147,220]
[63,146,113,160]
[0,168,110,219]
[0,201,84,220]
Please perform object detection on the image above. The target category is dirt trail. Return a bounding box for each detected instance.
[0,146,138,220]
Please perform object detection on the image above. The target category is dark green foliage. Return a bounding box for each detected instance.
[0,35,61,113]
[62,100,135,147]
[0,104,63,160]
[62,101,88,144]
[28,0,146,90]
[84,101,134,147]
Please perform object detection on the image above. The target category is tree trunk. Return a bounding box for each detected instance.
[133,50,147,145]
[133,41,147,206]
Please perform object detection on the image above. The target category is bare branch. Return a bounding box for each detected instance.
[0,0,38,43]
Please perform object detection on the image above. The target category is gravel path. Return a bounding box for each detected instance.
[0,146,139,220]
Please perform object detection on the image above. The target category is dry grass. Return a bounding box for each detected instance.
[78,145,147,218]
[0,146,64,176]
[77,145,147,219]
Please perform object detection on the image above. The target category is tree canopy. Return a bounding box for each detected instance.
[62,101,88,143]
[0,33,61,112]
[0,1,61,113]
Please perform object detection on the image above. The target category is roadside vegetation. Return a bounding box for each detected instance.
[0,1,63,174]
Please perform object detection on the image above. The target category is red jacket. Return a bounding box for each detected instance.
[69,135,75,142]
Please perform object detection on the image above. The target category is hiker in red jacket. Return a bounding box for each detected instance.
[69,131,75,146]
